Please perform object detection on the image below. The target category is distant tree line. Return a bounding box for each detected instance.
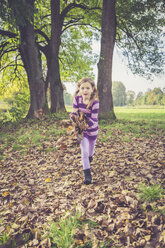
[64,91,73,106]
[112,81,165,106]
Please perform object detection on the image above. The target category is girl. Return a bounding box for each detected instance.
[70,77,99,185]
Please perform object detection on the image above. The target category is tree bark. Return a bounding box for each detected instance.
[48,0,66,113]
[97,0,116,120]
[19,2,46,118]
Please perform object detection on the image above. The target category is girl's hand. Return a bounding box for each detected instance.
[71,114,79,122]
[72,122,77,127]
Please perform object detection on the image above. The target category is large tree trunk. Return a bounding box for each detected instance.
[97,0,116,120]
[49,0,66,113]
[19,2,46,118]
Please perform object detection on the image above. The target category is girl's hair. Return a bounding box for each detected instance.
[74,77,98,106]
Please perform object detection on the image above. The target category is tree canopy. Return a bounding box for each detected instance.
[0,0,164,120]
[115,0,165,79]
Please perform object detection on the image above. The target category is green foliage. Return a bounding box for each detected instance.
[0,0,100,115]
[111,82,165,107]
[60,26,97,82]
[22,232,31,243]
[48,211,81,248]
[116,0,165,79]
[64,91,73,106]
[0,55,27,100]
[145,88,164,105]
[0,61,29,123]
[4,91,30,121]
[0,0,165,122]
[134,92,145,105]
[48,211,113,248]
[0,232,10,245]
[112,81,126,106]
[138,184,164,202]
[126,90,135,106]
[133,87,165,106]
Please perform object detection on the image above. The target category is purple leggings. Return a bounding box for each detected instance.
[80,137,96,170]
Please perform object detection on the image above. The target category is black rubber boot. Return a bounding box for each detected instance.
[84,169,92,185]
[89,156,93,163]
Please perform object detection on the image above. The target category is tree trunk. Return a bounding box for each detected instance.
[19,2,46,118]
[97,0,116,120]
[49,0,66,113]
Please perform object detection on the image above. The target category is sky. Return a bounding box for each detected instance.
[110,48,165,95]
[65,41,165,96]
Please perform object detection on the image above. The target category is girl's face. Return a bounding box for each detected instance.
[79,82,94,100]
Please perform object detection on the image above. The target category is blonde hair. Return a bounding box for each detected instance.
[74,77,98,107]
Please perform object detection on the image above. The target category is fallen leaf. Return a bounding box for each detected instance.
[45,177,51,182]
[2,191,10,197]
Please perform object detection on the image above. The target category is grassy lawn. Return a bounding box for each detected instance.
[66,105,165,130]
[114,106,165,121]
[114,106,165,130]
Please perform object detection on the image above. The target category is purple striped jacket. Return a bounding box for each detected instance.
[70,95,99,140]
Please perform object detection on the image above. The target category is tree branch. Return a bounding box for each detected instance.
[0,29,17,38]
[62,22,100,33]
[118,19,142,51]
[0,42,9,53]
[61,3,101,24]
[35,29,50,43]
[0,46,18,59]
[37,43,48,55]
[0,61,23,73]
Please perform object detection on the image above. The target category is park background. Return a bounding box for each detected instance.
[0,1,165,248]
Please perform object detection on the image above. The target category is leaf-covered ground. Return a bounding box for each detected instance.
[0,116,165,248]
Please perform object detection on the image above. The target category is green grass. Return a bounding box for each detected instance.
[47,211,114,248]
[65,105,72,112]
[114,106,165,124]
[67,105,165,121]
[48,211,82,248]
[0,117,66,157]
[97,106,165,143]
[0,233,10,245]
[1,107,164,157]
[138,183,164,203]
[98,117,164,143]
[67,105,165,133]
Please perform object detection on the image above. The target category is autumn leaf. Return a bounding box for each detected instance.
[45,177,51,182]
[67,125,74,134]
[8,202,13,207]
[2,191,10,197]
[74,239,84,245]
[60,143,67,150]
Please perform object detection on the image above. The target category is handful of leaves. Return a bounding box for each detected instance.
[71,111,89,143]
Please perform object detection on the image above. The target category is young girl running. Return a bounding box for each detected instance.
[70,77,99,185]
